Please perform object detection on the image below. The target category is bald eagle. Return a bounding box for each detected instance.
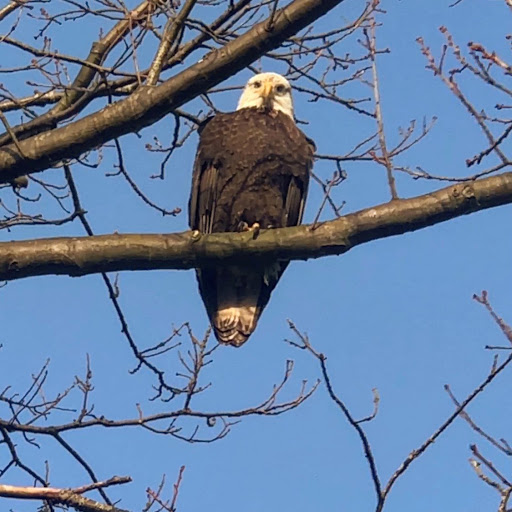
[189,72,315,346]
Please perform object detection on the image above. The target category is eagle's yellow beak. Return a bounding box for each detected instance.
[261,81,274,109]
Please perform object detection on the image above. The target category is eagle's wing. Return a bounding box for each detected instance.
[189,159,221,335]
[190,163,218,233]
[284,134,315,227]
[189,118,217,233]
[284,176,307,227]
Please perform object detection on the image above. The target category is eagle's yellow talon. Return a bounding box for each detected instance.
[191,230,201,241]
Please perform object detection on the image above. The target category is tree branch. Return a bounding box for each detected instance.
[0,0,348,184]
[0,1,157,148]
[0,477,131,512]
[0,1,29,23]
[1,172,511,281]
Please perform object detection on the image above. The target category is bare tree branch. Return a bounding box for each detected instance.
[0,0,349,184]
[1,171,511,281]
[0,478,131,512]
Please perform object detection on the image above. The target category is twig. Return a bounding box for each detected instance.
[286,321,383,507]
[380,348,512,511]
[365,5,397,199]
[63,164,180,399]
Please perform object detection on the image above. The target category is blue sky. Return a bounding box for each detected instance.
[1,1,512,511]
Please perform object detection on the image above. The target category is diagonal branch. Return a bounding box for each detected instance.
[0,171,511,281]
[0,0,29,23]
[380,345,512,511]
[0,1,157,147]
[146,0,198,86]
[0,0,349,184]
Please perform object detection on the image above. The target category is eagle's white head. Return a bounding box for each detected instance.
[237,72,294,120]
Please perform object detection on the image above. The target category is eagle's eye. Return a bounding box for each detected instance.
[275,84,287,94]
[252,81,262,88]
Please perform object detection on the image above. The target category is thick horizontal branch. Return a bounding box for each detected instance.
[0,0,347,183]
[1,172,511,281]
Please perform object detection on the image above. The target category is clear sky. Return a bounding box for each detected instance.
[1,1,512,511]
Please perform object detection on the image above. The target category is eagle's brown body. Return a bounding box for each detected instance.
[189,108,315,346]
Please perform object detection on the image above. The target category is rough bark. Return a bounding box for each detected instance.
[1,172,511,282]
[0,484,128,512]
[0,0,347,184]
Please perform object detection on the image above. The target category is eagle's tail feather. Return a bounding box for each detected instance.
[213,306,260,346]
[212,265,264,346]
[197,263,285,347]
